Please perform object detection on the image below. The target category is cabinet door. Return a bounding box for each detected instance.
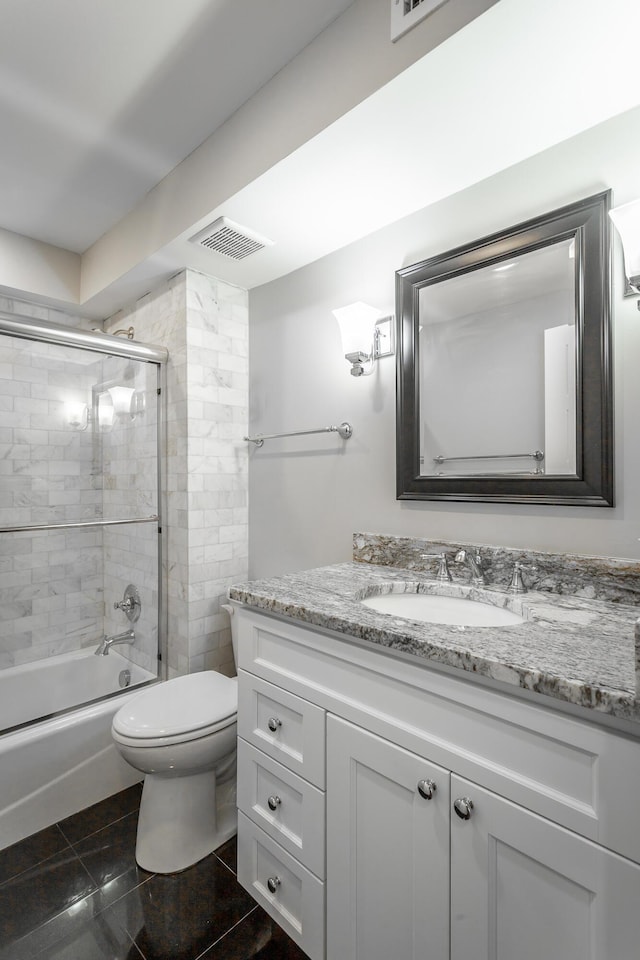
[326,716,450,960]
[451,775,640,960]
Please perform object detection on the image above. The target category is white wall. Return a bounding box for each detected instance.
[248,106,640,578]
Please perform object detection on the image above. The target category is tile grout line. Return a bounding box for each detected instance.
[0,824,75,888]
[193,904,261,960]
[56,801,142,847]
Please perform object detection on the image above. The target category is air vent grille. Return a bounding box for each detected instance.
[391,0,448,41]
[189,217,273,260]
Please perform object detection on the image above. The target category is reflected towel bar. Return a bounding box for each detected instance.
[244,422,353,448]
[432,450,544,464]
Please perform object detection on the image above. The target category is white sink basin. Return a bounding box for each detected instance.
[360,592,525,627]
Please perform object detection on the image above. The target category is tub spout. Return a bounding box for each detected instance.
[95,628,135,656]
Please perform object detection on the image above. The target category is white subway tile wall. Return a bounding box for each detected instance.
[0,270,247,681]
[105,269,249,678]
[0,296,162,679]
[101,356,160,675]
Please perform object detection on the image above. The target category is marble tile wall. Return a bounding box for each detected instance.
[1,275,248,678]
[105,269,249,677]
[100,355,161,675]
[0,297,104,668]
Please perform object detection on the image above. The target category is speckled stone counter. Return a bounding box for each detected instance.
[229,535,640,726]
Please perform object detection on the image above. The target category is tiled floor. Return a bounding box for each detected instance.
[0,784,308,959]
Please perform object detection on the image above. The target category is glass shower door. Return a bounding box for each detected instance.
[0,322,165,732]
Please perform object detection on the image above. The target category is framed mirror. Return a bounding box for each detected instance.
[396,191,613,506]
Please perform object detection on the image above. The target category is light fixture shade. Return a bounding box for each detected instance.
[98,393,114,429]
[66,401,88,430]
[108,386,135,416]
[332,301,383,356]
[609,199,640,286]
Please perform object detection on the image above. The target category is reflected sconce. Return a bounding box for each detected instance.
[107,386,145,420]
[107,386,135,418]
[66,401,89,431]
[97,393,114,430]
[609,199,640,305]
[332,301,395,377]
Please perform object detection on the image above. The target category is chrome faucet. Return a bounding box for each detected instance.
[453,549,485,585]
[94,628,135,656]
[421,552,452,582]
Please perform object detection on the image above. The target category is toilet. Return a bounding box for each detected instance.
[111,605,239,874]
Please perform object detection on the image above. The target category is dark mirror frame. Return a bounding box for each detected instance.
[396,191,613,507]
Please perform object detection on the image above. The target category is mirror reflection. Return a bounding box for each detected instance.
[395,191,613,506]
[419,238,576,477]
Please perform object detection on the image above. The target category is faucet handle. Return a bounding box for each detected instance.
[113,584,141,623]
[508,561,537,594]
[421,553,452,582]
[453,548,485,585]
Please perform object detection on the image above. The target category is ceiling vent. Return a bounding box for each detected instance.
[390,0,449,42]
[189,217,273,260]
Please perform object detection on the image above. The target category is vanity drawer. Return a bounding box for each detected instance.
[238,670,325,788]
[238,811,325,960]
[238,738,325,878]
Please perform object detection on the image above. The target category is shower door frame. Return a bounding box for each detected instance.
[0,311,169,689]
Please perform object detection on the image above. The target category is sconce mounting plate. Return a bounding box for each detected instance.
[374,316,395,359]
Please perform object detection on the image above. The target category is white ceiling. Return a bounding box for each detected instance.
[2,0,640,319]
[0,0,352,252]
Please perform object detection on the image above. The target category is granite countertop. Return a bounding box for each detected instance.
[229,555,640,725]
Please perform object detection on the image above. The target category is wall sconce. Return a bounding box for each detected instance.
[332,301,395,377]
[66,401,89,431]
[609,199,640,304]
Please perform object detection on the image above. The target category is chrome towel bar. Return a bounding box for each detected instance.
[244,422,353,447]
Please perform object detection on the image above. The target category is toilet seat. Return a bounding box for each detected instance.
[112,672,237,747]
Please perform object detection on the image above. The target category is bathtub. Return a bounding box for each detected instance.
[0,648,157,851]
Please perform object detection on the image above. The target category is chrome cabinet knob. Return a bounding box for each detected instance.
[267,717,282,732]
[453,797,474,820]
[417,778,437,800]
[267,876,281,894]
[267,795,281,811]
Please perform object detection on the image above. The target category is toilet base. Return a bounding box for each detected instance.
[135,768,237,874]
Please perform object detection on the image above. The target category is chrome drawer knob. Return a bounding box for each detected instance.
[453,797,474,820]
[417,778,437,800]
[267,717,282,732]
[267,795,281,811]
[267,876,281,894]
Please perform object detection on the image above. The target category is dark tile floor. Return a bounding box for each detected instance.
[0,784,308,959]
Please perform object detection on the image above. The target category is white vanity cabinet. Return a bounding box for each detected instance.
[326,717,450,960]
[327,717,640,960]
[235,607,640,960]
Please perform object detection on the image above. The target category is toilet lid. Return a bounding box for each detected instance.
[112,672,237,739]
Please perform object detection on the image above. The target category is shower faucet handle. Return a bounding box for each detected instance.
[114,597,134,611]
[113,584,141,623]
